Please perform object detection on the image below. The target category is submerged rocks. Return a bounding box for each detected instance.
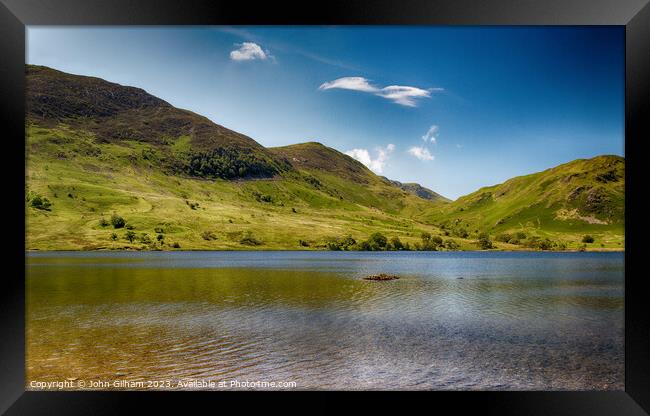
[363,273,400,281]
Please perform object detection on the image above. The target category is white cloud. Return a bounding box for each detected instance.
[319,77,441,107]
[377,85,435,107]
[319,77,379,93]
[218,27,358,70]
[345,149,372,166]
[345,144,395,174]
[230,42,271,61]
[408,146,434,161]
[422,125,439,143]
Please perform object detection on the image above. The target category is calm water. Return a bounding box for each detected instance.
[26,251,624,390]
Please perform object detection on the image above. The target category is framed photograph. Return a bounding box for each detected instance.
[1,0,648,414]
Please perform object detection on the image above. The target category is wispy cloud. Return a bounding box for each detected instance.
[379,86,439,107]
[319,77,441,107]
[345,144,395,174]
[319,77,377,93]
[230,42,273,61]
[422,125,439,143]
[218,27,256,40]
[408,146,434,161]
[410,125,439,161]
[293,50,360,71]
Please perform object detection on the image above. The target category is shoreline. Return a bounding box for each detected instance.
[25,248,625,253]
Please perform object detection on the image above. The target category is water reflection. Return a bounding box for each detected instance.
[26,251,624,390]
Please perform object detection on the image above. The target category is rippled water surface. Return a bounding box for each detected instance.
[26,251,624,390]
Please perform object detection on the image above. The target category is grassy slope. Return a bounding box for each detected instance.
[26,125,470,250]
[27,65,266,152]
[421,155,625,250]
[26,65,289,177]
[270,142,447,215]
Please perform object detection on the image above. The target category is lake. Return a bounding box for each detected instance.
[26,251,624,390]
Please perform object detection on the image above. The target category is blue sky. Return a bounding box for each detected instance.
[27,26,624,199]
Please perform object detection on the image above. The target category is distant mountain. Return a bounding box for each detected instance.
[382,178,449,203]
[25,65,624,251]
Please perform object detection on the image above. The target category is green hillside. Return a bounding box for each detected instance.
[27,65,291,179]
[25,66,453,250]
[423,155,625,249]
[25,124,457,250]
[25,65,624,251]
[270,142,447,214]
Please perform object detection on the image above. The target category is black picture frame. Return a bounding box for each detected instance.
[1,0,648,414]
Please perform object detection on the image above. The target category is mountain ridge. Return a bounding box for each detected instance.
[27,65,439,197]
[25,65,624,251]
[381,178,450,203]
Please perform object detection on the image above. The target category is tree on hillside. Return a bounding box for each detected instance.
[139,233,152,244]
[495,233,512,243]
[111,213,126,229]
[124,230,136,242]
[358,240,371,251]
[341,235,356,249]
[444,239,459,250]
[368,233,387,250]
[421,232,443,250]
[28,193,52,211]
[477,233,493,250]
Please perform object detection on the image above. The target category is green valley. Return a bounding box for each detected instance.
[25,65,624,251]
